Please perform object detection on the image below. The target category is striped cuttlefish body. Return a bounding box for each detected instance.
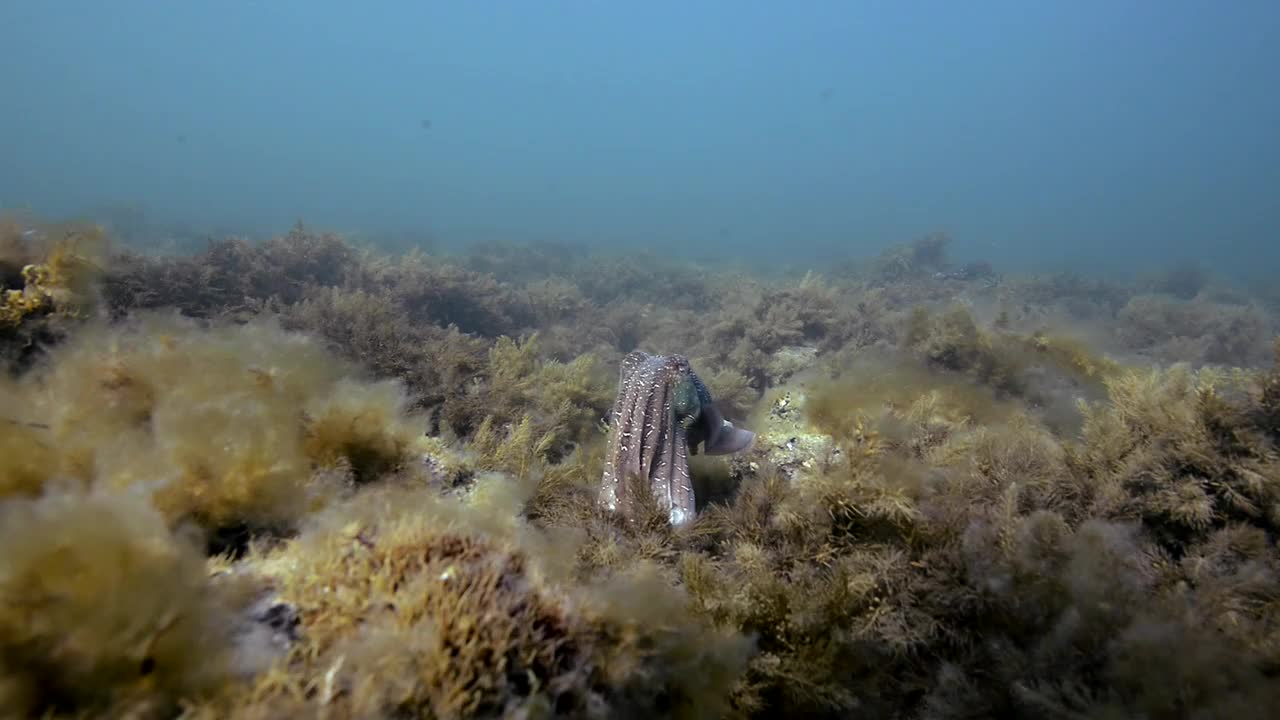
[598,350,756,526]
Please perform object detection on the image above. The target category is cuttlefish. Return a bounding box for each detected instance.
[599,350,755,526]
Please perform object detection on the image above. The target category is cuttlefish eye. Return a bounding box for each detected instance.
[672,374,702,427]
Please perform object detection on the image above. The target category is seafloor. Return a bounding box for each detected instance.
[2,214,1279,719]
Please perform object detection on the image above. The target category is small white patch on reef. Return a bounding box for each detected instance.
[741,386,842,482]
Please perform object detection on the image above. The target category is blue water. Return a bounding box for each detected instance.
[2,1,1277,279]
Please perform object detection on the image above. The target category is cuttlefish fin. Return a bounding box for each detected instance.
[698,402,756,455]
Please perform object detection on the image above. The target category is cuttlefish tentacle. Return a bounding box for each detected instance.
[599,350,755,526]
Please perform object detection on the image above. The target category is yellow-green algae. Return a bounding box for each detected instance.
[2,218,1280,719]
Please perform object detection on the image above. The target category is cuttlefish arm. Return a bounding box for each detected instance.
[599,350,755,526]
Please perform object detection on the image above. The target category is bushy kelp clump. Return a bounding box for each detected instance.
[1116,292,1276,367]
[187,479,750,720]
[4,212,1280,719]
[0,311,434,541]
[1,216,108,372]
[657,348,1280,718]
[0,489,239,717]
[897,304,1126,432]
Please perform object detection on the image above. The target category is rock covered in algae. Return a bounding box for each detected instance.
[765,344,820,385]
[747,387,842,480]
[599,350,755,526]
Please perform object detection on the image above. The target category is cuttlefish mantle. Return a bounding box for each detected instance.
[599,350,755,526]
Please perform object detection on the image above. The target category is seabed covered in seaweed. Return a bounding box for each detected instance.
[3,214,1280,719]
